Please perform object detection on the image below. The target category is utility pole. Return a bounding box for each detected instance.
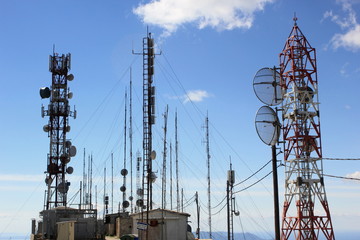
[195,191,200,239]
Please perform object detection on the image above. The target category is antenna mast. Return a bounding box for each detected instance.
[40,52,77,210]
[83,148,86,208]
[111,153,114,213]
[121,90,128,212]
[162,105,169,209]
[205,114,212,239]
[280,19,335,239]
[175,111,180,212]
[129,67,134,213]
[170,142,173,210]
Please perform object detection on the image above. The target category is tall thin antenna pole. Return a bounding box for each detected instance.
[104,167,106,219]
[129,67,134,213]
[122,90,128,212]
[83,148,86,208]
[181,188,184,212]
[175,111,180,212]
[170,142,173,210]
[90,154,93,208]
[111,153,114,214]
[87,155,90,207]
[162,105,169,209]
[205,114,212,239]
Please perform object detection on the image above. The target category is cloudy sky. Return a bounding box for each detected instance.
[1,0,360,239]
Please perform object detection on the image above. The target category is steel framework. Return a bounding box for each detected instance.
[41,53,76,210]
[279,20,335,239]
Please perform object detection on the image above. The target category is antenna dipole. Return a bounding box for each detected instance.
[175,111,180,212]
[280,20,335,239]
[205,114,212,239]
[161,105,169,209]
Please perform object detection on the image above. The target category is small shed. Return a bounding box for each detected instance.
[130,208,191,240]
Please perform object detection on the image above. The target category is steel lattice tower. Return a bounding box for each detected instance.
[41,52,76,210]
[279,19,335,239]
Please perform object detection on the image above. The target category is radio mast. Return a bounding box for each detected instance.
[40,52,77,210]
[280,18,335,239]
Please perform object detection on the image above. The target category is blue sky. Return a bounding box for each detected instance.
[1,0,360,239]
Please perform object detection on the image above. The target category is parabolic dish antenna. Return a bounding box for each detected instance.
[253,68,283,106]
[255,106,280,146]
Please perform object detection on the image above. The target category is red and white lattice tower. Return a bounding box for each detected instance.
[279,19,335,240]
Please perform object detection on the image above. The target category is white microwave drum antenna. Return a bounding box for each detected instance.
[253,68,283,106]
[255,106,280,146]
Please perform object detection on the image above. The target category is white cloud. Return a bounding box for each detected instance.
[324,1,360,51]
[0,174,43,182]
[346,171,360,179]
[133,0,274,36]
[182,90,211,103]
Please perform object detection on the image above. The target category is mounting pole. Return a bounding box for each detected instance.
[195,191,200,239]
[272,144,280,240]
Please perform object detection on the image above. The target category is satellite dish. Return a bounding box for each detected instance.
[121,169,128,176]
[120,185,126,192]
[45,177,53,185]
[66,126,71,132]
[43,125,49,132]
[40,87,51,99]
[137,188,143,196]
[129,196,134,201]
[66,166,74,174]
[69,145,77,157]
[122,200,130,208]
[255,106,280,146]
[68,92,73,99]
[234,211,240,216]
[65,141,72,148]
[58,182,69,193]
[67,74,74,81]
[148,172,157,183]
[298,86,314,103]
[150,150,156,160]
[136,199,144,207]
[253,68,283,106]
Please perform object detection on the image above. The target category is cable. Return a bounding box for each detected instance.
[234,159,272,187]
[323,174,360,181]
[212,196,227,209]
[211,202,227,216]
[234,171,273,194]
[322,158,360,161]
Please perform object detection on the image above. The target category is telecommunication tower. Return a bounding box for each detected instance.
[40,52,77,210]
[280,18,335,239]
